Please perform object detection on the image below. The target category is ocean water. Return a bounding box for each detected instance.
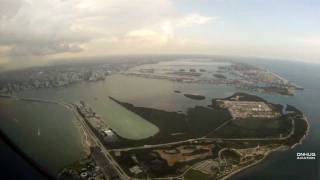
[1,59,319,178]
[0,98,85,175]
[229,60,320,180]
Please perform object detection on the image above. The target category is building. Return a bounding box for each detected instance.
[129,165,143,175]
[103,129,115,137]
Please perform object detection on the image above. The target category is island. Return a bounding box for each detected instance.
[183,94,206,100]
[59,93,309,180]
[213,74,227,79]
[124,61,304,96]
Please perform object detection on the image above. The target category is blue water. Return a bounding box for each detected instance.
[230,60,320,180]
[3,58,319,179]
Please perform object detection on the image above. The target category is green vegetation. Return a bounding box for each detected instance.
[218,92,267,102]
[65,159,91,171]
[220,149,241,164]
[210,116,292,138]
[208,92,293,138]
[213,74,227,79]
[187,106,231,136]
[184,169,212,180]
[107,93,308,179]
[113,149,176,178]
[110,97,231,142]
[184,94,206,100]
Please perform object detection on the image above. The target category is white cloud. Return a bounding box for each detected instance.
[121,13,215,48]
[179,13,215,26]
[293,36,320,47]
[0,0,216,63]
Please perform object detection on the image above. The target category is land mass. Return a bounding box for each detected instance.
[124,61,304,96]
[0,60,304,98]
[60,92,309,180]
[184,94,206,100]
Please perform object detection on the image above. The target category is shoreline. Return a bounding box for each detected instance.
[68,105,92,156]
[57,105,93,178]
[2,91,311,180]
[220,145,289,180]
[73,116,92,156]
[291,115,310,149]
[0,95,91,178]
[221,115,310,180]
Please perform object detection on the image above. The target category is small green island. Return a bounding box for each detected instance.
[183,94,206,100]
[59,92,309,180]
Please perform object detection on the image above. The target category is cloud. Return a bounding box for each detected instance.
[0,0,92,57]
[179,13,215,26]
[122,13,215,47]
[0,0,24,18]
[0,0,215,61]
[293,36,320,47]
[9,42,83,56]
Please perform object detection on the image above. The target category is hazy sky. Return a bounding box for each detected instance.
[0,0,319,67]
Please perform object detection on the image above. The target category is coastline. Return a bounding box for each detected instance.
[73,117,91,156]
[57,105,92,178]
[291,115,310,149]
[0,95,90,178]
[3,93,311,180]
[222,115,310,180]
[220,145,289,180]
[68,105,92,156]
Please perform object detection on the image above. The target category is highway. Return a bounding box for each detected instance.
[1,95,299,180]
[68,104,132,180]
[110,118,296,152]
[0,95,132,180]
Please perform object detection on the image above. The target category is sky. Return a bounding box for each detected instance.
[0,0,319,68]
